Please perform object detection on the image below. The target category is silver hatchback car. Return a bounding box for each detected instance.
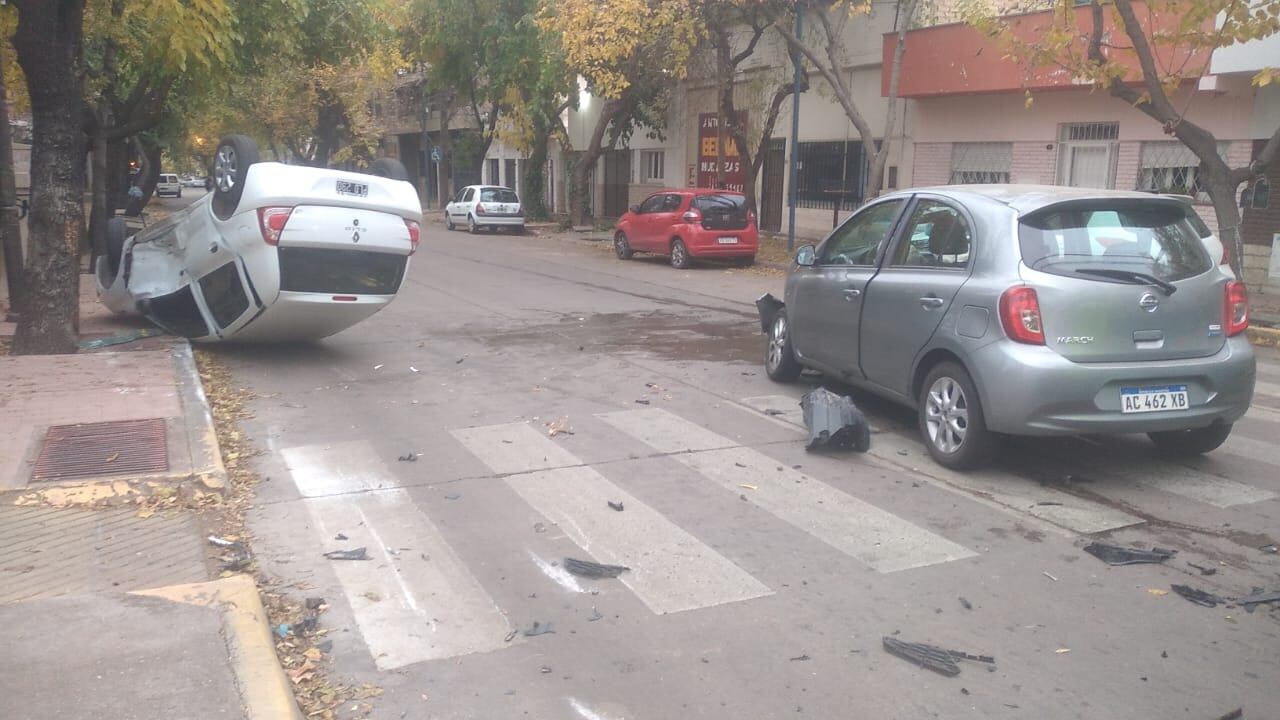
[764,185,1255,469]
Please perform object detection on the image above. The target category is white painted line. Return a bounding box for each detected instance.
[1119,464,1276,508]
[597,407,739,453]
[282,441,396,497]
[602,408,976,572]
[1253,379,1280,399]
[1246,403,1280,423]
[1217,433,1280,466]
[451,422,580,475]
[676,447,977,572]
[528,550,585,593]
[302,489,513,669]
[569,698,620,720]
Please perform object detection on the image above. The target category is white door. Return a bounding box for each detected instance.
[1060,145,1114,188]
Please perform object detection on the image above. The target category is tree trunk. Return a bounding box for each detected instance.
[436,103,455,207]
[0,44,25,320]
[313,96,344,168]
[106,136,129,211]
[570,99,623,227]
[524,114,551,219]
[1202,160,1246,281]
[125,136,160,216]
[11,0,88,355]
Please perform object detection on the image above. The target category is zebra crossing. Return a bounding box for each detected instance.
[280,383,1280,671]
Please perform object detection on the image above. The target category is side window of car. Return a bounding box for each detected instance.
[463,188,475,203]
[891,200,973,269]
[662,194,684,212]
[638,195,664,214]
[452,188,466,204]
[818,199,905,266]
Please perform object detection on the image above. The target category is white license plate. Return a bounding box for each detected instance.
[336,180,368,197]
[717,237,739,244]
[1120,385,1189,413]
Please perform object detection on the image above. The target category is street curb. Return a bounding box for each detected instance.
[1247,325,1280,348]
[173,342,228,493]
[134,575,303,720]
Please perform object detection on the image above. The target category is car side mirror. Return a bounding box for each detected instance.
[795,245,816,267]
[630,205,640,214]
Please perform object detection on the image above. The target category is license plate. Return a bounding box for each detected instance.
[718,237,739,244]
[1120,384,1189,413]
[336,180,368,197]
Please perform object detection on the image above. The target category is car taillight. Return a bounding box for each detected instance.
[405,219,420,254]
[1225,281,1248,336]
[748,209,756,227]
[475,203,486,215]
[257,206,293,245]
[999,286,1045,345]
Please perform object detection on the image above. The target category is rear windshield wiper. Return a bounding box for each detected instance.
[1071,268,1177,296]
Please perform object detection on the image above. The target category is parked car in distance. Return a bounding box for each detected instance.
[96,136,421,342]
[445,185,524,234]
[762,185,1255,470]
[156,173,182,198]
[181,175,206,188]
[614,189,757,268]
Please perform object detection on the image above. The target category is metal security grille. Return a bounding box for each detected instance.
[32,418,169,481]
[950,142,1012,184]
[1060,122,1119,142]
[1137,141,1228,201]
[796,141,864,210]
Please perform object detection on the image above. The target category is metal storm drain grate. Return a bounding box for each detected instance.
[32,418,169,481]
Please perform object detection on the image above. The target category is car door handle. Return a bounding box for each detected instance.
[843,287,862,301]
[919,296,945,309]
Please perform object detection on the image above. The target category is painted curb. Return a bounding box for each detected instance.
[173,342,228,493]
[134,575,303,720]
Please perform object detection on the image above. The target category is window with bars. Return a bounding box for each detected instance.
[796,141,864,210]
[950,142,1012,184]
[641,150,665,182]
[1136,141,1228,201]
[1060,122,1119,142]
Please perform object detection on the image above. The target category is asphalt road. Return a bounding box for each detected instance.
[210,217,1280,719]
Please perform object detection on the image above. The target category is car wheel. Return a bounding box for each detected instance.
[614,231,634,260]
[764,309,803,382]
[105,216,127,278]
[468,215,479,234]
[1148,423,1233,456]
[445,212,455,231]
[670,238,691,269]
[212,134,259,220]
[369,157,409,181]
[918,362,997,470]
[177,188,182,198]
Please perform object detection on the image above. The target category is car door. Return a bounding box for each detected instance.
[446,187,463,220]
[651,193,686,249]
[788,198,908,377]
[860,196,976,397]
[631,193,666,250]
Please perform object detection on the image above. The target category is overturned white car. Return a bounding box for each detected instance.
[96,135,421,342]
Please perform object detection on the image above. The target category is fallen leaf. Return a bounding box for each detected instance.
[1147,588,1168,596]
[738,483,758,490]
[105,452,120,463]
[363,591,382,602]
[303,648,323,661]
[1055,648,1071,654]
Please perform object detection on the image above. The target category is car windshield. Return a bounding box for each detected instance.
[1018,200,1212,283]
[480,188,518,203]
[692,194,745,212]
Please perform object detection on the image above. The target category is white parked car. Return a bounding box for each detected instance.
[445,185,524,234]
[156,173,182,198]
[96,135,421,342]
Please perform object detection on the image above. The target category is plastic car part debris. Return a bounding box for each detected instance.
[540,666,552,674]
[587,607,603,622]
[523,621,555,637]
[882,637,961,677]
[1187,562,1218,576]
[1238,590,1280,606]
[504,630,518,643]
[1083,543,1175,566]
[800,388,871,452]
[334,533,348,541]
[1170,584,1223,608]
[756,293,785,334]
[208,536,236,547]
[323,547,370,561]
[564,557,630,579]
[1214,710,1243,720]
[1043,572,1058,582]
[789,654,811,662]
[635,399,650,405]
[763,409,784,416]
[1260,544,1278,554]
[444,493,461,500]
[959,597,973,610]
[608,501,624,512]
[398,453,417,462]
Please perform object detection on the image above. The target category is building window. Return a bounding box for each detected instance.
[950,142,1011,184]
[796,141,863,210]
[1061,122,1119,142]
[1251,177,1270,209]
[1136,141,1228,202]
[641,150,665,182]
[1057,122,1119,189]
[486,158,499,186]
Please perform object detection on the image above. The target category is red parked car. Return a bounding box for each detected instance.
[613,189,758,268]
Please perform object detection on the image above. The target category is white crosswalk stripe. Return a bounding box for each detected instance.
[284,442,513,669]
[599,408,977,572]
[452,422,773,614]
[1253,379,1280,399]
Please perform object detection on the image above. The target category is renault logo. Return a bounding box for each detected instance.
[1139,293,1159,313]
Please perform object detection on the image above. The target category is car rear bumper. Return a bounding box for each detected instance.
[686,229,758,257]
[477,215,524,227]
[971,336,1256,435]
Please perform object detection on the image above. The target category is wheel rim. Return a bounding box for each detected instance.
[214,146,237,193]
[924,376,969,454]
[767,315,787,371]
[672,242,685,266]
[469,217,476,231]
[615,234,627,257]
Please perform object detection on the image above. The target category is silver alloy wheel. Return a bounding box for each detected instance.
[214,146,238,192]
[671,241,686,267]
[615,233,626,256]
[468,215,477,233]
[924,376,969,454]
[767,314,788,372]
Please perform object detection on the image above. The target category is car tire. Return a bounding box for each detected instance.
[1148,423,1233,456]
[212,134,259,220]
[917,362,997,470]
[670,238,692,269]
[106,216,127,278]
[445,212,455,231]
[764,309,803,382]
[369,157,410,181]
[468,215,479,234]
[614,231,634,260]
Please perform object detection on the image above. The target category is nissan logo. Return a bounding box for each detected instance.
[1139,293,1160,313]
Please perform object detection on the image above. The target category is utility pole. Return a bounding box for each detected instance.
[786,6,802,251]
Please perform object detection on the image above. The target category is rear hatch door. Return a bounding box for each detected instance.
[1018,198,1225,363]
